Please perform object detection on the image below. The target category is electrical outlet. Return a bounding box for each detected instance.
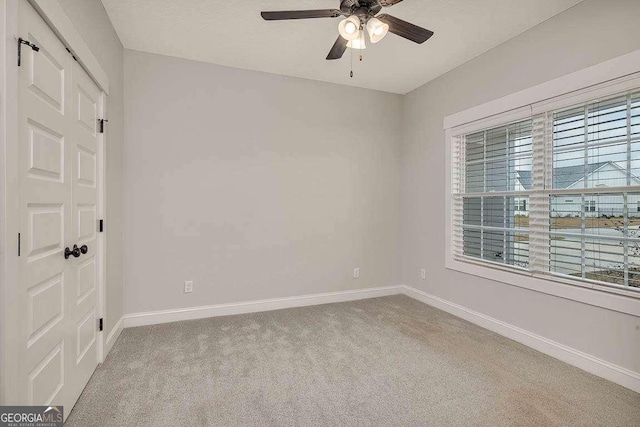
[184,280,193,293]
[420,269,426,280]
[353,268,360,279]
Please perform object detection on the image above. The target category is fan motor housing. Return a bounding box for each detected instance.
[340,0,382,19]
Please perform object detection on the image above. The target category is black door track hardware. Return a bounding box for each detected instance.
[99,119,109,134]
[18,37,39,66]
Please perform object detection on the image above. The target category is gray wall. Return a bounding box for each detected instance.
[401,0,640,374]
[57,0,124,338]
[123,50,403,314]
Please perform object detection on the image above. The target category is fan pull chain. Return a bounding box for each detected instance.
[350,44,354,78]
[359,28,364,62]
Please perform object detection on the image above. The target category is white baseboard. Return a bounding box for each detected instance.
[123,285,403,328]
[104,316,123,358]
[401,285,640,394]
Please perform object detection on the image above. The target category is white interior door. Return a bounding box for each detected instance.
[16,1,102,417]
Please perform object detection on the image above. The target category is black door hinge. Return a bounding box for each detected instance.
[18,37,39,66]
[99,119,108,134]
[99,318,103,331]
[99,219,104,232]
[18,233,21,257]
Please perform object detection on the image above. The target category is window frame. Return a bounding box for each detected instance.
[444,51,640,316]
[584,200,596,213]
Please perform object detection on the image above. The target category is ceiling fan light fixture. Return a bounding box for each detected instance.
[366,17,389,43]
[338,15,361,41]
[346,30,366,50]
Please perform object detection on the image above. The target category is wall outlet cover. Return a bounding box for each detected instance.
[184,280,193,293]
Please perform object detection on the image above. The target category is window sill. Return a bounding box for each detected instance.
[445,257,640,316]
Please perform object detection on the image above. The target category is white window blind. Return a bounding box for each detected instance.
[453,120,533,270]
[452,89,640,293]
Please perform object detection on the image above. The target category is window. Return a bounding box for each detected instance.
[452,89,640,293]
[584,200,596,213]
[458,120,532,269]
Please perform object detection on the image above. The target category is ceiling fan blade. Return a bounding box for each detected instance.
[379,0,404,6]
[326,36,348,60]
[261,9,341,21]
[376,14,434,44]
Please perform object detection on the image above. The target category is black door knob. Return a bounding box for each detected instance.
[64,244,81,259]
[80,245,88,254]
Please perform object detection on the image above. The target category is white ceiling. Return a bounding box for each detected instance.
[101,0,583,94]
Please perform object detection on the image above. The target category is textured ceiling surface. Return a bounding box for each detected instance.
[101,0,583,94]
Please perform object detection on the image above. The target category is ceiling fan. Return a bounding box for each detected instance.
[261,0,434,60]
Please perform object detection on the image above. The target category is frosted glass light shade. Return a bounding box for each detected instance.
[366,17,389,43]
[346,30,366,49]
[338,16,361,41]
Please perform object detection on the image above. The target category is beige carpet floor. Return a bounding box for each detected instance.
[66,295,640,426]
